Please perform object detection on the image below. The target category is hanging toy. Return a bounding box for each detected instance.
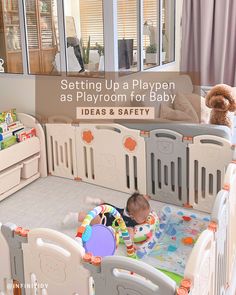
[76,204,137,259]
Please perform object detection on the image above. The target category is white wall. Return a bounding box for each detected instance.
[0,76,35,114]
[0,0,183,114]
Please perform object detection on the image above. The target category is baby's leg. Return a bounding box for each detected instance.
[62,212,79,227]
[78,211,102,225]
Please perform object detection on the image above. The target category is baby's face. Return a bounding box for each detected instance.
[131,208,150,224]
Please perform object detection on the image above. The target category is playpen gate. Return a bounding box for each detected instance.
[146,129,188,206]
[76,124,147,194]
[46,124,77,179]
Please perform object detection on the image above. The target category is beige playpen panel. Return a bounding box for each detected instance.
[76,124,147,194]
[224,164,236,283]
[184,229,216,295]
[46,124,77,179]
[22,228,90,295]
[189,135,233,212]
[211,190,229,295]
[0,224,13,295]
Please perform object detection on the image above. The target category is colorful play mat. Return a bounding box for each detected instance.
[142,205,210,280]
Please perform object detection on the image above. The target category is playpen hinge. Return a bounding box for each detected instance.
[208,221,217,232]
[176,287,189,295]
[223,183,230,191]
[83,253,102,273]
[180,279,192,291]
[183,136,193,144]
[140,131,150,138]
[183,203,193,209]
[14,227,30,238]
[75,177,82,182]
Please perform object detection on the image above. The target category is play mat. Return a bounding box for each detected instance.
[142,205,210,281]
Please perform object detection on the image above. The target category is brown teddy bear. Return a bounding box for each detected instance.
[205,84,236,129]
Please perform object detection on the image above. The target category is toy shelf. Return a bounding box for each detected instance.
[0,137,41,201]
[0,113,47,201]
[0,173,40,202]
[0,137,40,171]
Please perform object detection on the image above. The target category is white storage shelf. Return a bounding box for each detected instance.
[0,137,41,200]
[0,137,40,171]
[21,155,40,179]
[0,164,23,195]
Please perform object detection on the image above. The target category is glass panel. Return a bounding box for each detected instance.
[0,0,23,74]
[64,0,104,77]
[26,0,60,75]
[117,0,138,72]
[143,0,160,70]
[162,0,175,64]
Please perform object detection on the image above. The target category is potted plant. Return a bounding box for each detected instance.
[80,36,92,71]
[95,42,104,71]
[162,31,168,62]
[146,44,158,64]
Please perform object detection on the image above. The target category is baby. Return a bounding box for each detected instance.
[62,193,151,240]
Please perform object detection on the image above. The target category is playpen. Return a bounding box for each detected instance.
[0,118,236,295]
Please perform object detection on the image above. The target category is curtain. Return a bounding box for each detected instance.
[80,0,104,47]
[180,0,236,86]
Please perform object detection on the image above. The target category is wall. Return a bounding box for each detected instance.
[0,0,183,114]
[0,75,35,115]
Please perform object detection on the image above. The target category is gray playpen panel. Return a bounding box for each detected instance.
[146,129,188,206]
[122,123,232,141]
[84,256,176,295]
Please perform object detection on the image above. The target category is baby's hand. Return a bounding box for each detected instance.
[127,227,138,250]
[127,227,135,240]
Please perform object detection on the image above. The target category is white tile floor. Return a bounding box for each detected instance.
[0,176,165,238]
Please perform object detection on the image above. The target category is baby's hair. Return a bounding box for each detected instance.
[126,193,150,214]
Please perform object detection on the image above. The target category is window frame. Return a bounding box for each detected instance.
[0,0,176,76]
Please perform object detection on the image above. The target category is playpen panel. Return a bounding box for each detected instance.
[185,229,215,295]
[22,228,90,295]
[76,124,146,194]
[18,113,47,178]
[189,136,233,213]
[146,129,188,206]
[224,164,236,283]
[46,124,77,179]
[0,224,13,295]
[96,256,176,295]
[212,190,229,295]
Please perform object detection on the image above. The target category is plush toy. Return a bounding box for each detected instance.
[205,84,236,129]
[7,27,20,51]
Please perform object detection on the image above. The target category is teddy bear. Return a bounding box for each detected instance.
[205,84,236,129]
[7,27,20,50]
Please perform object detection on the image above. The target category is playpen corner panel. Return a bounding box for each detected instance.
[0,224,13,295]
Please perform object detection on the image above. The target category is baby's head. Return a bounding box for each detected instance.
[126,193,150,224]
